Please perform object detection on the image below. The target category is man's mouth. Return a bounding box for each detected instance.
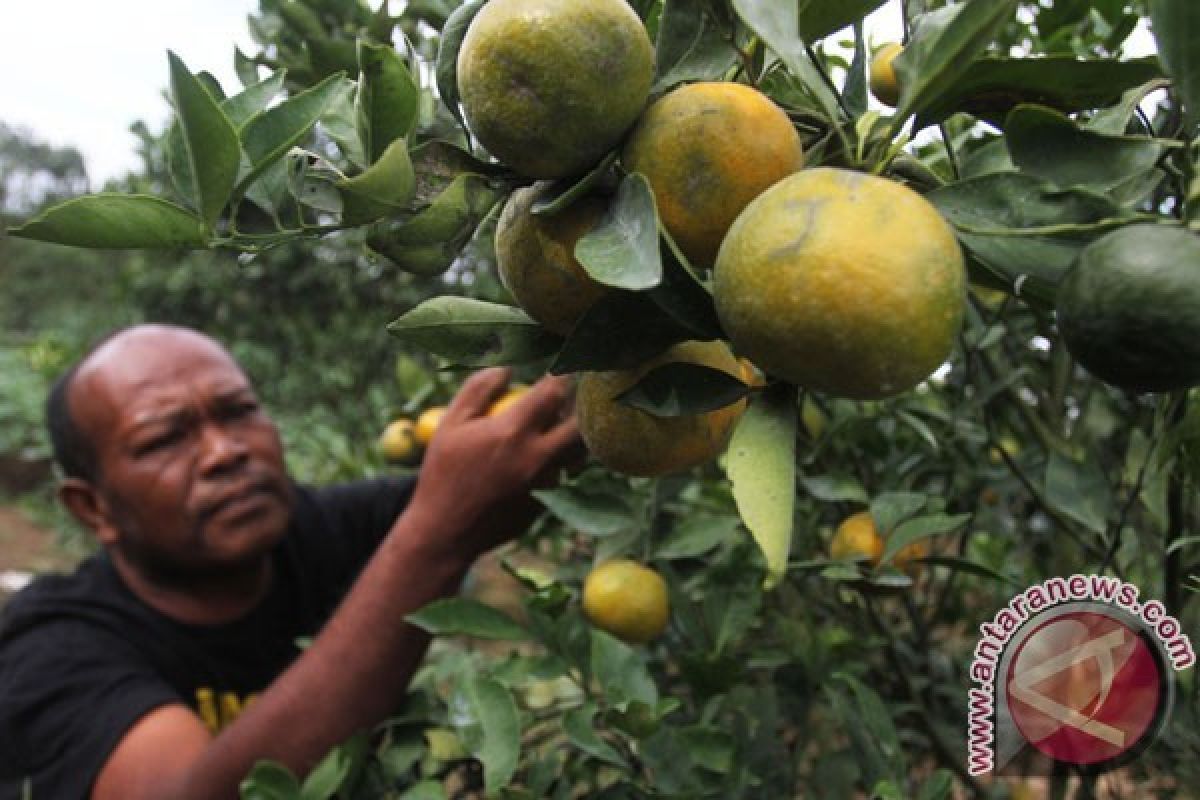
[199,478,285,524]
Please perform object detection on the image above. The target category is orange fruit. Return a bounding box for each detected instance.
[457,0,654,178]
[869,43,904,107]
[622,81,805,268]
[495,187,610,335]
[576,340,747,477]
[582,559,669,644]
[713,167,965,400]
[378,418,420,464]
[415,406,447,446]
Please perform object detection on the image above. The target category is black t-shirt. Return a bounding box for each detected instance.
[0,477,415,800]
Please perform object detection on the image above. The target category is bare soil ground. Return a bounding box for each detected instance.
[0,505,81,605]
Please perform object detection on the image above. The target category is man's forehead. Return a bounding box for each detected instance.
[71,327,251,421]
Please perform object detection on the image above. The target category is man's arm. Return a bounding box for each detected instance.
[92,368,580,799]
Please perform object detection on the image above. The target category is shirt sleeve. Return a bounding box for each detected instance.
[0,620,179,800]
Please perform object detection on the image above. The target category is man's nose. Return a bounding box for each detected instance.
[197,423,249,476]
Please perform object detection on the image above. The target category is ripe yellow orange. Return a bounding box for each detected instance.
[830,511,884,564]
[582,559,669,644]
[831,511,929,575]
[576,340,747,477]
[622,81,805,268]
[488,385,530,417]
[457,0,654,178]
[869,43,904,107]
[495,187,610,335]
[415,406,447,446]
[713,167,965,400]
[378,418,420,464]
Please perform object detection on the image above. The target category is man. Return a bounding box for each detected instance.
[0,324,581,799]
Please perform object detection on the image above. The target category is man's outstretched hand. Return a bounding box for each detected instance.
[409,368,584,567]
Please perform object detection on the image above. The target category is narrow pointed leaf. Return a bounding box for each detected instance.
[168,51,240,227]
[726,384,797,589]
[575,173,662,290]
[880,513,970,566]
[240,73,347,188]
[799,0,889,41]
[356,40,419,163]
[9,195,208,249]
[733,0,843,125]
[436,0,485,130]
[563,704,627,768]
[531,152,617,216]
[917,555,1018,586]
[919,56,1164,127]
[892,0,1019,131]
[617,363,751,417]
[451,676,520,794]
[388,297,560,366]
[1150,0,1200,133]
[221,71,287,128]
[407,598,529,640]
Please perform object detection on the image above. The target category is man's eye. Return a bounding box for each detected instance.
[138,431,181,454]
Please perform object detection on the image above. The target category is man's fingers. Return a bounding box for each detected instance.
[507,374,574,430]
[442,367,512,425]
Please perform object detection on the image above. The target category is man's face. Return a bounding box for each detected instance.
[70,327,293,578]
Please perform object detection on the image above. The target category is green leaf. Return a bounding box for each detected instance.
[398,781,447,800]
[450,675,520,793]
[368,173,500,275]
[235,47,262,89]
[1150,0,1200,133]
[591,629,659,709]
[1006,104,1173,191]
[1044,450,1112,534]
[1089,79,1173,136]
[917,56,1164,127]
[300,734,368,800]
[534,484,636,536]
[926,172,1140,304]
[918,555,1018,586]
[239,761,301,800]
[563,703,627,768]
[653,0,740,92]
[655,514,740,560]
[869,491,927,535]
[575,173,662,290]
[408,597,529,640]
[168,51,240,227]
[436,0,485,131]
[8,194,208,249]
[549,290,695,374]
[222,71,288,128]
[388,297,560,367]
[917,770,955,800]
[892,0,1020,131]
[880,513,970,565]
[649,238,724,340]
[616,363,750,417]
[798,0,889,41]
[726,384,797,589]
[356,40,419,163]
[733,0,843,126]
[319,78,367,169]
[240,73,347,189]
[337,138,417,225]
[531,153,617,216]
[799,474,868,504]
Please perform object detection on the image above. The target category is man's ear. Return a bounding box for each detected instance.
[59,478,119,547]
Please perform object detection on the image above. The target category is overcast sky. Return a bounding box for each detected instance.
[1,3,1152,188]
[2,0,259,185]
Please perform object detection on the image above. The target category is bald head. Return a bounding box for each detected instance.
[47,325,246,482]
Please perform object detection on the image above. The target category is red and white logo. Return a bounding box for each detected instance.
[1006,610,1165,766]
